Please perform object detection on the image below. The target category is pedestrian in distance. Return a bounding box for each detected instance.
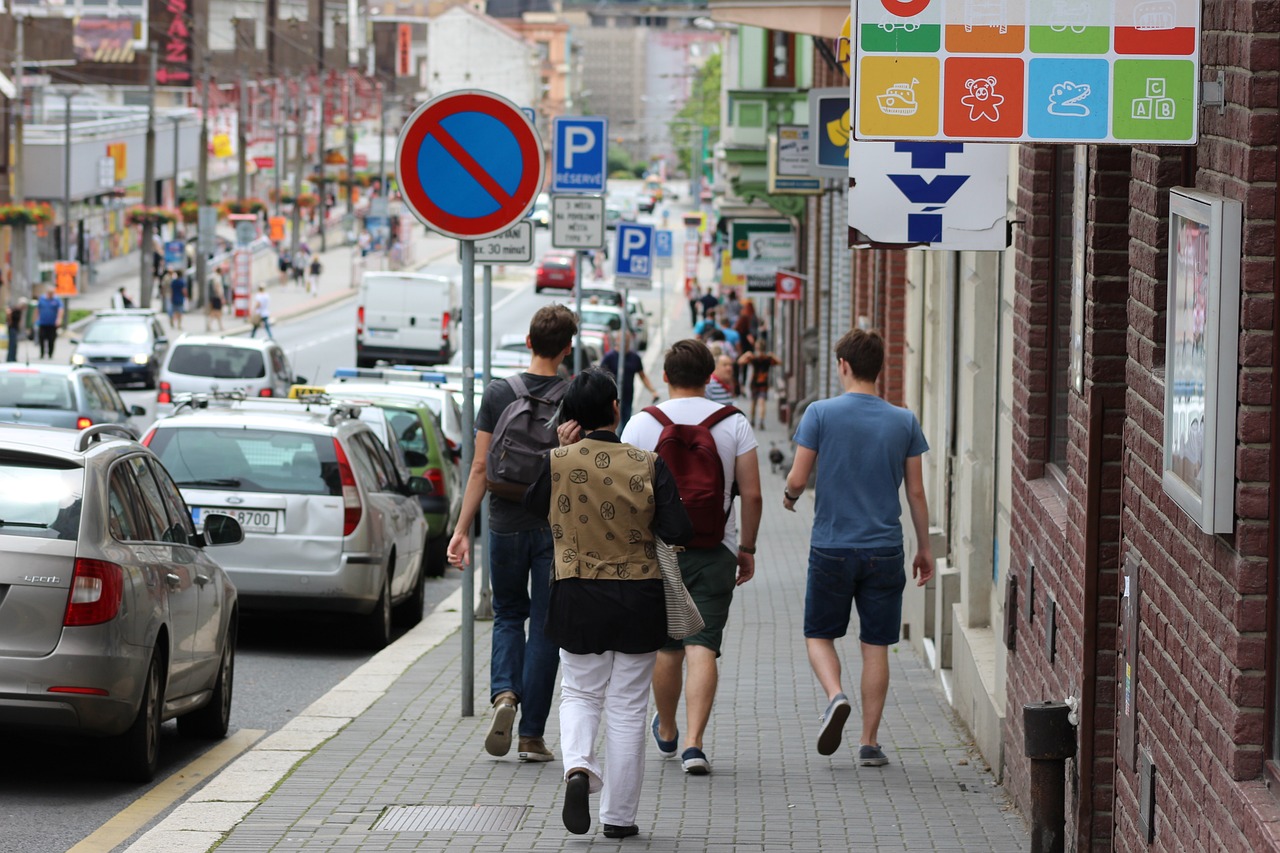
[705,352,735,405]
[308,256,322,296]
[277,248,291,285]
[783,328,933,767]
[111,287,135,310]
[206,281,225,332]
[621,339,762,776]
[6,299,25,363]
[168,271,187,330]
[250,285,273,339]
[739,342,782,430]
[686,280,700,328]
[447,304,579,765]
[722,290,741,328]
[697,287,719,322]
[693,309,719,339]
[600,331,659,432]
[35,286,64,359]
[524,368,693,840]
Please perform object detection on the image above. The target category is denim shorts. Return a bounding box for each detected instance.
[804,545,907,646]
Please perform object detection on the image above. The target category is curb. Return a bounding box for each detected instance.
[122,580,474,853]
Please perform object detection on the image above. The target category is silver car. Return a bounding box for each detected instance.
[0,423,243,782]
[0,363,146,435]
[156,335,304,416]
[143,400,430,647]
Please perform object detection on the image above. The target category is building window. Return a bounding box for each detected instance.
[1047,145,1076,478]
[765,31,795,88]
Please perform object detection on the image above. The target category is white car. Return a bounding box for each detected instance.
[143,400,430,648]
[156,335,303,415]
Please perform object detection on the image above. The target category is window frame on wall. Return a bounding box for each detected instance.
[1045,145,1079,488]
[765,30,796,88]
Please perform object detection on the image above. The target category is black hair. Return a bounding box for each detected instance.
[561,367,618,431]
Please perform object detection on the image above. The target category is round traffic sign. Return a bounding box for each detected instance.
[395,90,545,241]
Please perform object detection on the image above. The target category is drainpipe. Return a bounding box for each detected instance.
[1024,700,1076,853]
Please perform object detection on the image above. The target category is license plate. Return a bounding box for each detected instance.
[192,507,279,533]
[367,329,394,340]
[99,365,123,375]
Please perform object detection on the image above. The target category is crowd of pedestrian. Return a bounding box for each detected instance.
[447,302,931,840]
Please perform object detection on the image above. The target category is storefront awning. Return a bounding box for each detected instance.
[706,0,846,38]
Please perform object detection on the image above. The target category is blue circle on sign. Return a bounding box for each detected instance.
[421,112,523,219]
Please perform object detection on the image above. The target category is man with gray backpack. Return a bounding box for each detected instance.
[448,304,578,764]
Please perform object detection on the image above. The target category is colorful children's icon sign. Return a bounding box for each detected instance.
[853,0,1200,144]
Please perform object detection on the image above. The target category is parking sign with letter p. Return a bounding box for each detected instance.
[553,116,608,194]
[615,222,654,284]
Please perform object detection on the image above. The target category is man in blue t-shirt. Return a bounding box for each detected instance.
[783,328,933,769]
[35,286,64,359]
[600,332,658,430]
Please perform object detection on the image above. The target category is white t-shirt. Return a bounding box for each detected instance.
[621,396,757,552]
[254,291,271,318]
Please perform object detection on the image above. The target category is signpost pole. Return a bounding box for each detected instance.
[574,251,584,373]
[616,284,628,404]
[460,238,476,718]
[477,263,494,620]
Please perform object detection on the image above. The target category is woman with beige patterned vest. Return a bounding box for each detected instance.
[524,368,692,840]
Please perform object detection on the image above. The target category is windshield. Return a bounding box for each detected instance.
[83,320,149,345]
[0,372,74,409]
[580,309,622,331]
[168,344,265,379]
[148,427,341,496]
[0,456,82,540]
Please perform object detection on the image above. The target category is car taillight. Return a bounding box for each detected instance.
[334,438,362,535]
[157,381,172,404]
[357,305,365,337]
[425,467,445,496]
[441,311,450,343]
[536,266,545,276]
[258,388,273,397]
[64,558,124,626]
[75,417,92,430]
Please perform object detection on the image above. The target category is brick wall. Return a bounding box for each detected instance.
[852,249,908,407]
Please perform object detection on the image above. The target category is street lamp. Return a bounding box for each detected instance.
[59,90,89,261]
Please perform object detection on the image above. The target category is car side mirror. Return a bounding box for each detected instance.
[449,445,463,462]
[404,449,429,468]
[130,404,146,416]
[407,475,434,496]
[155,336,168,345]
[295,375,308,384]
[202,513,244,547]
[69,337,80,345]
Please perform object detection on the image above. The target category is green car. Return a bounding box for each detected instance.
[328,391,462,576]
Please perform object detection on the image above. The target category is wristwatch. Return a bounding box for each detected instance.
[739,545,756,555]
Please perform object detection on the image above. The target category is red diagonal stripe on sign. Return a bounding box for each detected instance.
[429,124,513,208]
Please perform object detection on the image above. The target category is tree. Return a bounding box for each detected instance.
[669,52,721,178]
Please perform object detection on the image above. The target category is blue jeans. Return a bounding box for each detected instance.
[804,545,906,646]
[489,526,558,738]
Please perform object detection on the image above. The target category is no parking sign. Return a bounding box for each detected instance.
[395,90,545,240]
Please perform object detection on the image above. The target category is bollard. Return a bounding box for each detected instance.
[1024,700,1076,853]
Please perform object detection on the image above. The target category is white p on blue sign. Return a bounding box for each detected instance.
[615,222,654,282]
[553,116,608,194]
[655,229,673,258]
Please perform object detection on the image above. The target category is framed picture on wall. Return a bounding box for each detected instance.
[1162,189,1242,534]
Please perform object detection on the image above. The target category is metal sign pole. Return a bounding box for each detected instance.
[574,251,584,373]
[460,239,476,718]
[616,284,628,405]
[477,263,494,620]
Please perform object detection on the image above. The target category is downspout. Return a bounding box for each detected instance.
[1078,383,1103,849]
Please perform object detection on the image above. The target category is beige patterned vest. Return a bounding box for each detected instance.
[549,438,659,581]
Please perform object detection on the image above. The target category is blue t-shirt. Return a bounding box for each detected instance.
[793,392,928,549]
[170,277,187,304]
[37,295,63,326]
[601,349,644,402]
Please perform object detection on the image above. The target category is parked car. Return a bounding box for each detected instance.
[0,422,242,782]
[529,192,551,228]
[578,304,631,336]
[143,402,431,647]
[71,310,169,389]
[626,297,651,351]
[356,271,457,368]
[156,336,303,415]
[579,285,624,308]
[637,193,657,214]
[535,250,577,293]
[0,364,145,436]
[329,372,466,461]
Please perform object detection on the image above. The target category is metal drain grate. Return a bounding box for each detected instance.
[373,805,530,833]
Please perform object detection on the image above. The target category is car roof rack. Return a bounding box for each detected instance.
[171,389,247,413]
[333,366,449,384]
[75,423,136,452]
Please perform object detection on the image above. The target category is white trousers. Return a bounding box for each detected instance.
[558,648,657,827]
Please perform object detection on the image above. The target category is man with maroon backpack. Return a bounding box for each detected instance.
[621,338,762,776]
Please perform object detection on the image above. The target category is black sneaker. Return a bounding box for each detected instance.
[858,744,889,767]
[817,693,851,756]
[603,824,640,839]
[563,771,591,835]
[681,747,710,775]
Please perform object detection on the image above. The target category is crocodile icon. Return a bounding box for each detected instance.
[877,79,920,116]
[1047,81,1091,117]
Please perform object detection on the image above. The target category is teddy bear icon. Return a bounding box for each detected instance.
[961,76,1005,122]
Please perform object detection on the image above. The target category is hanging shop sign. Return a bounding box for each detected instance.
[768,126,822,194]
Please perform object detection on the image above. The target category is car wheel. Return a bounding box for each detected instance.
[395,560,426,628]
[178,619,236,739]
[356,355,374,368]
[424,531,449,578]
[144,369,157,391]
[116,649,164,783]
[361,569,393,649]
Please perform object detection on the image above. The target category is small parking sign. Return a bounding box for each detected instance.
[615,222,654,284]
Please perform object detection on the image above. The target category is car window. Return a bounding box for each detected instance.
[81,375,111,410]
[147,458,197,543]
[0,372,74,409]
[0,453,82,540]
[83,319,149,344]
[107,466,143,541]
[148,426,341,496]
[354,432,397,492]
[103,380,128,413]
[128,456,173,541]
[386,408,428,456]
[269,348,290,382]
[167,344,266,379]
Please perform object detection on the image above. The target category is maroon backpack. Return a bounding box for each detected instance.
[643,405,743,549]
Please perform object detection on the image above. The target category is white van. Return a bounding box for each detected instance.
[356,271,457,368]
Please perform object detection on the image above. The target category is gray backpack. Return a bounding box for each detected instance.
[485,374,567,502]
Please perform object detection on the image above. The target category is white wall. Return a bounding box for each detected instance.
[426,9,536,108]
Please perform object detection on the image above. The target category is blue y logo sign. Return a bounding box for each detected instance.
[886,143,970,243]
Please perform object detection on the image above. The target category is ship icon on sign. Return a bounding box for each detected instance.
[878,79,920,116]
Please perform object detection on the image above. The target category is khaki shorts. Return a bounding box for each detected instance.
[662,544,738,657]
